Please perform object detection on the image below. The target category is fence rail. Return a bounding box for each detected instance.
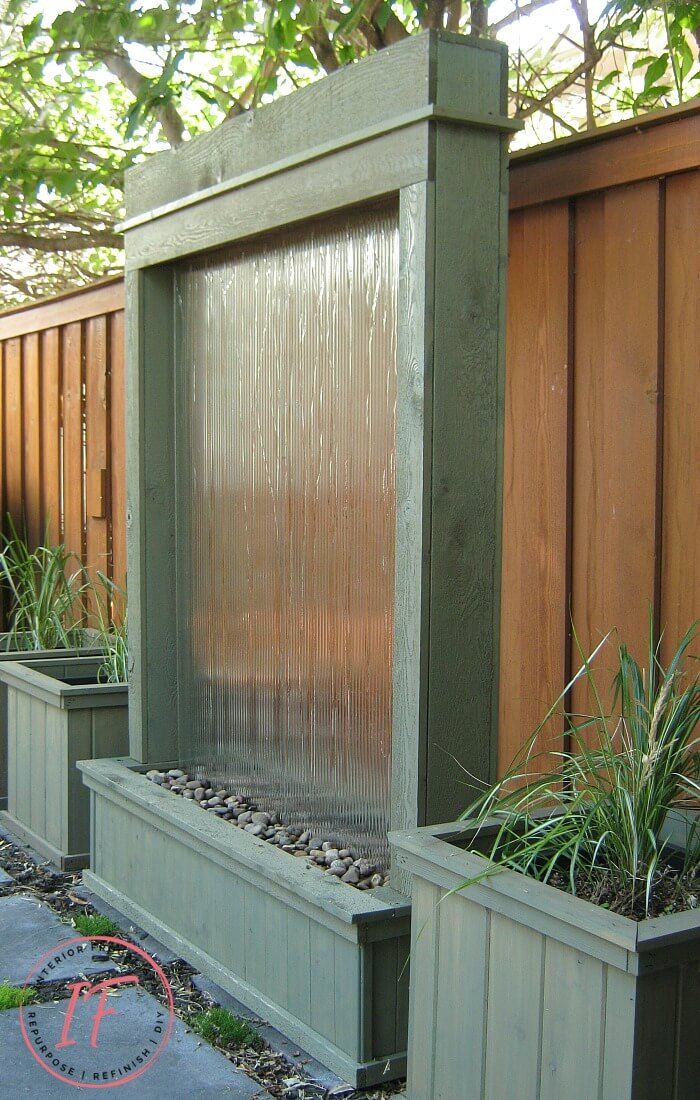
[0,102,698,768]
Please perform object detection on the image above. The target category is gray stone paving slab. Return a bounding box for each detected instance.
[73,885,179,964]
[193,974,346,1091]
[0,896,117,985]
[0,987,272,1096]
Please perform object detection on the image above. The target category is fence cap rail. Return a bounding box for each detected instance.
[0,275,124,341]
[510,98,700,208]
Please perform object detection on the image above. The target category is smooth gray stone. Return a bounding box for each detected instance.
[0,987,272,1096]
[0,896,117,985]
[0,866,13,884]
[192,974,346,1092]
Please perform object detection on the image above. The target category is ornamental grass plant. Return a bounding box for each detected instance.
[0,515,87,651]
[91,572,129,684]
[462,618,700,919]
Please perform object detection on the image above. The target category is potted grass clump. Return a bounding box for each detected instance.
[391,621,700,1100]
[0,575,129,869]
[0,517,103,811]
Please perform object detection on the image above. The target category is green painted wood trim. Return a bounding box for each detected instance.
[119,103,518,235]
[0,658,127,709]
[125,32,508,219]
[80,758,410,931]
[125,126,428,270]
[390,38,508,879]
[126,268,178,763]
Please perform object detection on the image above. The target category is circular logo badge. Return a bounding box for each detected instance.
[19,935,174,1089]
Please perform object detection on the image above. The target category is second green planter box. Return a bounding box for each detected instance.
[0,656,128,869]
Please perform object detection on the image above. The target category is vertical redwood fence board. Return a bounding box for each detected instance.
[61,321,84,567]
[40,328,61,545]
[661,171,700,663]
[22,332,42,549]
[85,315,110,613]
[499,202,570,773]
[569,182,660,728]
[4,337,23,524]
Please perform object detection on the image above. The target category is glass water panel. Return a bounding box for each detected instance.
[175,205,398,866]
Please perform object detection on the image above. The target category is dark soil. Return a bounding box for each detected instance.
[547,863,700,920]
[0,834,404,1099]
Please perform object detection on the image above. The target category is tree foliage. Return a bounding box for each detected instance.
[1,0,698,306]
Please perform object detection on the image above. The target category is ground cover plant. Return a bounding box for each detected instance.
[461,617,700,919]
[72,912,118,937]
[190,1007,264,1051]
[0,979,35,1009]
[0,516,87,652]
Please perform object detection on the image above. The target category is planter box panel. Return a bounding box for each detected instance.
[392,823,700,1100]
[432,890,488,1100]
[81,759,409,1087]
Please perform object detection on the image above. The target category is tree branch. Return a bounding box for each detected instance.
[102,51,186,146]
[492,0,560,32]
[0,228,122,251]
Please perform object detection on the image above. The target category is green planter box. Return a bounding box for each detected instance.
[0,656,128,870]
[0,632,102,812]
[390,821,700,1100]
[79,758,410,1087]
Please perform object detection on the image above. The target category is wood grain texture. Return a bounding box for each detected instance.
[660,170,700,658]
[571,182,660,722]
[392,182,434,849]
[0,277,123,341]
[85,315,110,614]
[125,268,178,763]
[406,877,440,1099]
[425,122,507,822]
[484,912,544,1099]
[126,125,429,270]
[22,333,42,546]
[61,322,84,563]
[510,104,700,209]
[40,328,61,544]
[4,337,23,523]
[125,32,505,220]
[499,203,570,774]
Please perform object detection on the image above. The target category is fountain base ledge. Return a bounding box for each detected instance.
[78,757,411,1087]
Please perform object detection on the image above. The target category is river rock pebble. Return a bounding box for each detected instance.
[145,769,388,890]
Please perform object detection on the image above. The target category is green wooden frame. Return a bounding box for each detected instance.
[124,30,511,878]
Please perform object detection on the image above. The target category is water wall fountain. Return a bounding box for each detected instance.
[80,31,512,1085]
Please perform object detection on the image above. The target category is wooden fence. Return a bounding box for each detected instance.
[0,101,697,768]
[0,278,125,605]
[500,101,700,768]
